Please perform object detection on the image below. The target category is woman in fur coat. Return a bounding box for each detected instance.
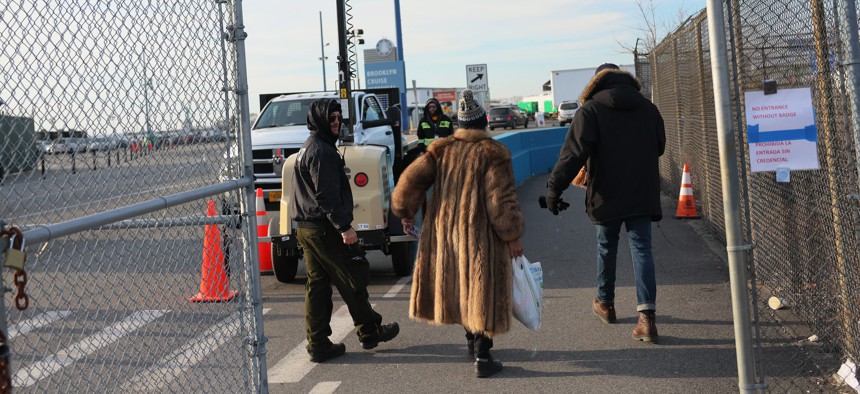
[392,89,525,378]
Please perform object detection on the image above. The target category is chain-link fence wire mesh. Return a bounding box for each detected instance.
[637,1,860,391]
[0,1,265,392]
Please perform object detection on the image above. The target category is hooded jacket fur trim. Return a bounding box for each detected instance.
[392,127,525,337]
[579,69,642,105]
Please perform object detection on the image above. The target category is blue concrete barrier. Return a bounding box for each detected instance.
[494,127,567,186]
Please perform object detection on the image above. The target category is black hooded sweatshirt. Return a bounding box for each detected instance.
[547,69,666,224]
[289,99,354,233]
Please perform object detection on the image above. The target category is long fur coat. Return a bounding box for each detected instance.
[392,127,525,337]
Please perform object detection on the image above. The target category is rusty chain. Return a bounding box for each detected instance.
[0,330,9,394]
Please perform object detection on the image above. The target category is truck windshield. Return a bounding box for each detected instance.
[254,98,317,129]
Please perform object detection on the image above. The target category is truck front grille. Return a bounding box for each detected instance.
[252,148,299,176]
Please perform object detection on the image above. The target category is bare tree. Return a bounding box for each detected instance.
[617,0,695,54]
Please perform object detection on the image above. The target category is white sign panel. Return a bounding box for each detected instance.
[744,87,819,172]
[466,64,488,92]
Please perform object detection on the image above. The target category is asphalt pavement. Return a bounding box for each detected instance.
[260,172,742,393]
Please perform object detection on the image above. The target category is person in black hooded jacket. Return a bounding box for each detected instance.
[543,64,666,343]
[416,97,454,153]
[290,98,400,363]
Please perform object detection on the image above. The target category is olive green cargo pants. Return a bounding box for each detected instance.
[296,226,382,353]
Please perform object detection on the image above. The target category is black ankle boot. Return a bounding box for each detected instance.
[473,335,502,378]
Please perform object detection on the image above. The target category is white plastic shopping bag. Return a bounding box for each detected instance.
[511,255,542,331]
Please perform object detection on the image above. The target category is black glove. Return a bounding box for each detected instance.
[544,190,569,215]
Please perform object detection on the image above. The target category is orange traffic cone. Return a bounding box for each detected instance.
[256,188,273,273]
[675,163,701,219]
[190,200,237,302]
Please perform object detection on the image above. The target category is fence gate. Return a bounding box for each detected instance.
[0,1,267,392]
[639,1,860,391]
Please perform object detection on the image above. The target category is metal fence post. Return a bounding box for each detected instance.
[811,0,857,358]
[705,1,762,392]
[841,0,860,365]
[229,1,269,392]
[695,19,713,219]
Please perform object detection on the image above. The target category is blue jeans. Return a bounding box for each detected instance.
[595,216,656,312]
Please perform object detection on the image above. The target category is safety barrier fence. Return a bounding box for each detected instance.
[0,1,268,392]
[494,127,567,186]
[638,1,860,391]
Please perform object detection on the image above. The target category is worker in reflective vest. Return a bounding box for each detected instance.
[417,98,454,153]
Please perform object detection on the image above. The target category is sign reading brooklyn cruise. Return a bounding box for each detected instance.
[744,87,819,172]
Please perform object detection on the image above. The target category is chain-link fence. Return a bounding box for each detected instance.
[0,1,266,392]
[639,1,860,391]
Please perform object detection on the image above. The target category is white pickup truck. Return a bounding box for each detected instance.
[246,91,420,282]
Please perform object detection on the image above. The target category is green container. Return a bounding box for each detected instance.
[543,101,555,113]
[0,115,37,175]
[517,101,538,114]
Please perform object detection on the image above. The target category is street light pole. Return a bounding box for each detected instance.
[394,0,409,131]
[142,49,152,138]
[319,11,328,91]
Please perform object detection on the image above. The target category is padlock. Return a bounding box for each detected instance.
[3,234,25,271]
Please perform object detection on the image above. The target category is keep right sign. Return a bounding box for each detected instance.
[466,64,488,92]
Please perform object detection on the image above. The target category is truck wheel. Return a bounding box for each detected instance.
[272,242,300,283]
[390,242,415,277]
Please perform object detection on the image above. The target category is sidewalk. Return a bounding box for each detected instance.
[505,173,741,392]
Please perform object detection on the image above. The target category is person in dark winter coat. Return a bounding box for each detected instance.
[416,97,454,153]
[290,98,400,363]
[544,63,666,343]
[393,89,525,378]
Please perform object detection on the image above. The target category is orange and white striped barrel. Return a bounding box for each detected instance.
[256,188,273,272]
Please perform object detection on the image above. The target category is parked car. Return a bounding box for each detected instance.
[35,140,53,154]
[487,106,529,131]
[87,137,118,151]
[49,138,88,154]
[557,101,580,127]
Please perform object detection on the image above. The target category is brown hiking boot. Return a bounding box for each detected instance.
[632,311,658,343]
[592,298,617,324]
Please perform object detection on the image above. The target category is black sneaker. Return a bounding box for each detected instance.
[361,322,400,350]
[475,355,503,378]
[309,343,346,363]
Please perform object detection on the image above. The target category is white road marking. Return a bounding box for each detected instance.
[13,310,167,387]
[308,381,341,394]
[268,304,372,384]
[8,311,72,339]
[383,276,411,298]
[118,308,271,391]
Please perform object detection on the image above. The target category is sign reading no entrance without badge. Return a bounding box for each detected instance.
[744,87,819,173]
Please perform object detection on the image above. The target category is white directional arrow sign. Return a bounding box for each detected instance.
[466,64,488,92]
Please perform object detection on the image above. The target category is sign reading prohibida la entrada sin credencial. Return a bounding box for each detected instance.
[744,87,820,172]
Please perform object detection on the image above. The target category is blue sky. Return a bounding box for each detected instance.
[244,0,695,109]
